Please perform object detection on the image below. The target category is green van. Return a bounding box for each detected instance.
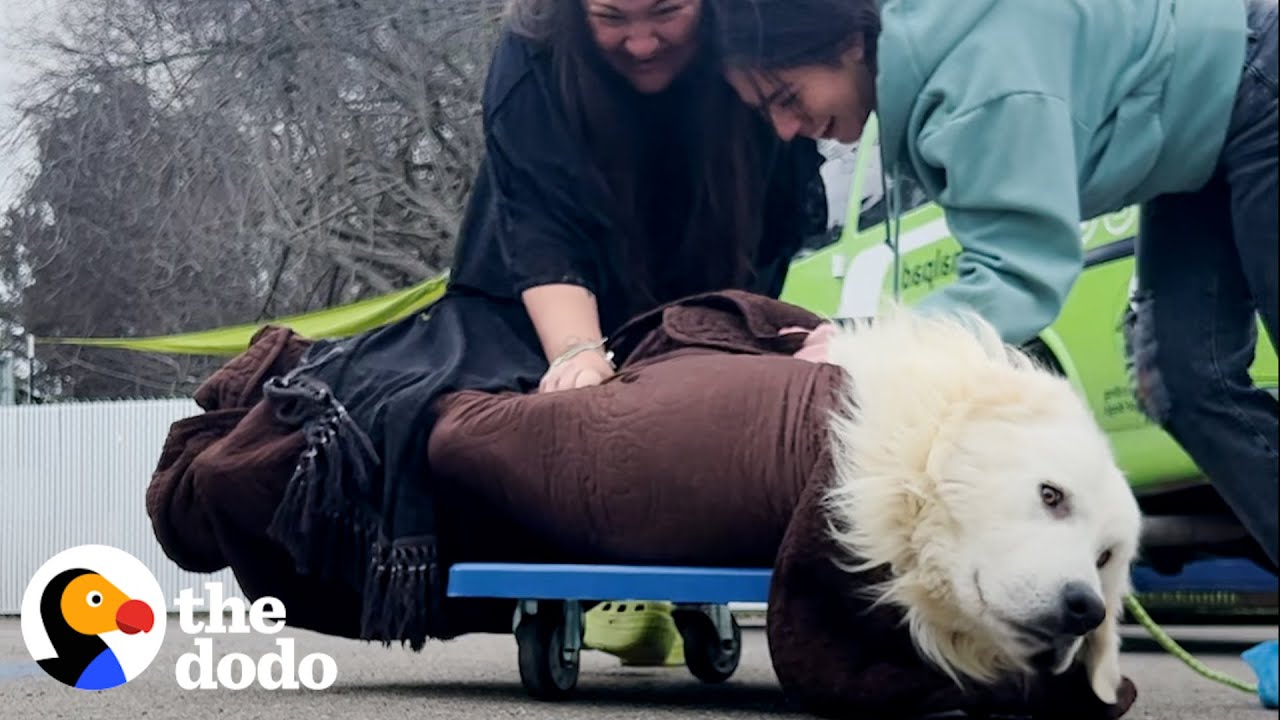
[780,114,1279,575]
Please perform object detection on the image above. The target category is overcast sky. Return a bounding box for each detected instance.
[0,0,60,209]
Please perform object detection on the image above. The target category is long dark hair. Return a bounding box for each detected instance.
[710,0,881,72]
[504,0,778,313]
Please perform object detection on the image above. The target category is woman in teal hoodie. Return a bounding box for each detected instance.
[710,0,1278,567]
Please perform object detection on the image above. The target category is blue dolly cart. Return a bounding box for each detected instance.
[448,558,1277,700]
[447,563,770,699]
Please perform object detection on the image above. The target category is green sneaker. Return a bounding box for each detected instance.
[583,600,685,667]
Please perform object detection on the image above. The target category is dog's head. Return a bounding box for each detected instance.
[822,306,1142,704]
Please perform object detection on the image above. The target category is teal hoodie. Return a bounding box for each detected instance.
[874,0,1249,344]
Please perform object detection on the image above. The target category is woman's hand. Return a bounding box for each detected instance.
[521,283,615,391]
[539,346,616,393]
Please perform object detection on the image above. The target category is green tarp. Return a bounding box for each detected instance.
[35,273,449,357]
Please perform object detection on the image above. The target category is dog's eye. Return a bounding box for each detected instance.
[1039,483,1065,508]
[1096,549,1113,568]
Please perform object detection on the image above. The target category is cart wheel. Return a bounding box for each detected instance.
[675,608,742,684]
[515,604,580,700]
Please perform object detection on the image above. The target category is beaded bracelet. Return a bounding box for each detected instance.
[549,338,616,370]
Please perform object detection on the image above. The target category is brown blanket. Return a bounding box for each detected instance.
[146,291,1135,718]
[428,351,842,569]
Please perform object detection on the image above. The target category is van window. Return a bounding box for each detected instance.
[794,141,854,258]
[796,171,832,253]
[857,168,930,232]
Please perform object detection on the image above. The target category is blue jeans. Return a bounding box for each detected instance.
[1125,0,1279,567]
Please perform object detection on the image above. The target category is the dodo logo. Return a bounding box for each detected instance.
[20,544,166,691]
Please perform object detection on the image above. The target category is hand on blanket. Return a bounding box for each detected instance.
[539,346,616,393]
[779,322,837,363]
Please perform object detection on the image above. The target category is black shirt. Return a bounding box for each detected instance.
[449,30,826,336]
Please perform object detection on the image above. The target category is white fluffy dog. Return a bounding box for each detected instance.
[819,306,1143,705]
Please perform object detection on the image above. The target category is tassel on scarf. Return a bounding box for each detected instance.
[360,539,442,651]
[262,372,385,603]
[262,368,449,650]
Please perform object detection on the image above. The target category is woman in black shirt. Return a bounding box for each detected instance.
[453,0,825,390]
[261,0,825,649]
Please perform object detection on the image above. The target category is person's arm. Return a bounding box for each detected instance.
[481,37,616,387]
[909,92,1084,345]
[520,283,605,362]
[522,283,615,392]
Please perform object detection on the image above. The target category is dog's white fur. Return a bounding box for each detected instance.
[820,305,1142,705]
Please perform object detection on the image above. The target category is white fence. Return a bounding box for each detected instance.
[0,398,242,614]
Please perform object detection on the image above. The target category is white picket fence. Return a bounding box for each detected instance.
[0,398,243,614]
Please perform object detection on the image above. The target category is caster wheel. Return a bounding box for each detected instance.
[675,607,742,684]
[515,602,581,700]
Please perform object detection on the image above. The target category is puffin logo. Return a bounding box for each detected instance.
[20,545,166,691]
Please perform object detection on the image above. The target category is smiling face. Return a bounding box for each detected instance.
[583,0,703,93]
[724,35,876,143]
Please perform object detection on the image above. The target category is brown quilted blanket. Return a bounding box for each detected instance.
[146,291,1135,719]
[428,350,841,569]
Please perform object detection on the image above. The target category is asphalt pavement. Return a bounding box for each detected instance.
[0,617,1275,719]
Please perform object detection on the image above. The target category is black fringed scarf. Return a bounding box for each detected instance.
[262,357,445,648]
[258,297,547,649]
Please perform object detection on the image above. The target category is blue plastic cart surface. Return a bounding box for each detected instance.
[447,563,772,603]
[447,563,765,700]
[448,558,1276,603]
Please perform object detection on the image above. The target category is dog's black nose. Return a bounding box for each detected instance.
[1058,582,1106,636]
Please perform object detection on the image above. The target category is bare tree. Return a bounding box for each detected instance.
[2,70,271,398]
[136,0,505,301]
[0,0,505,399]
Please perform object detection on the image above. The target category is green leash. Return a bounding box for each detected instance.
[1123,593,1260,694]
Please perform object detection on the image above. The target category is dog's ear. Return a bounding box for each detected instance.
[1085,483,1142,708]
[1081,590,1124,705]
